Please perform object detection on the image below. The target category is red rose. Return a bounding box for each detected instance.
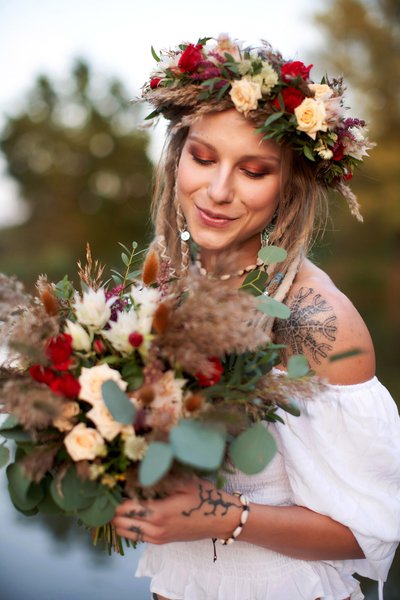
[195,357,223,387]
[150,77,161,89]
[45,333,73,370]
[178,44,203,73]
[50,373,80,399]
[29,364,55,385]
[281,61,313,82]
[273,86,305,113]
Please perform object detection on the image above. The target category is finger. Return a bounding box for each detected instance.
[114,500,149,518]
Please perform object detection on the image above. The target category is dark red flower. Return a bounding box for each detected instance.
[343,172,353,181]
[29,364,55,385]
[45,334,73,370]
[150,77,161,89]
[50,373,81,399]
[129,331,144,348]
[273,86,305,113]
[178,44,203,73]
[195,357,223,387]
[332,144,345,161]
[281,61,313,82]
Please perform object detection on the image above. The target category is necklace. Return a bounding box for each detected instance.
[195,255,264,281]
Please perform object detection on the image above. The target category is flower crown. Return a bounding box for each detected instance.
[143,35,374,220]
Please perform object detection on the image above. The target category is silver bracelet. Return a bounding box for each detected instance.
[218,491,250,545]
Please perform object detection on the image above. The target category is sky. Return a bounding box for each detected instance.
[0,0,323,227]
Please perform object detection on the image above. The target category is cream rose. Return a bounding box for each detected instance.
[78,364,127,406]
[87,402,132,441]
[294,98,328,140]
[229,79,262,116]
[309,83,333,100]
[64,423,106,461]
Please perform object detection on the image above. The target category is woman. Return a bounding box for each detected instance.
[112,36,400,600]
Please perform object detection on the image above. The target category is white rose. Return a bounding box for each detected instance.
[229,79,262,116]
[309,83,333,100]
[102,311,139,355]
[123,432,148,461]
[53,401,80,432]
[78,364,127,406]
[64,320,92,352]
[64,423,106,461]
[294,98,328,139]
[74,289,114,332]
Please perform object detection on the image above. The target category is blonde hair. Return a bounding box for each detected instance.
[150,110,328,288]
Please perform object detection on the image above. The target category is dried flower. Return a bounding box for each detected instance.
[142,250,160,285]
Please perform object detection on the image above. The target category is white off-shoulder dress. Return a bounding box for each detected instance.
[136,376,400,600]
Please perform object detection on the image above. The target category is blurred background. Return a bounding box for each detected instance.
[0,0,399,598]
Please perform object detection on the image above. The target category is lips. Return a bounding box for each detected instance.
[198,207,237,220]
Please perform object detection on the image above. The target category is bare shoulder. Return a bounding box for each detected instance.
[273,259,376,385]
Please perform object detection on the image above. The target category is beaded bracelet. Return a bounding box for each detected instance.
[219,491,250,546]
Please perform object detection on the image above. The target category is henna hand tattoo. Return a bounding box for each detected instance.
[128,525,144,542]
[274,287,337,365]
[182,484,240,518]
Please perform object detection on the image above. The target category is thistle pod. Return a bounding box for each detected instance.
[185,394,204,412]
[137,384,155,405]
[152,300,171,334]
[142,249,160,285]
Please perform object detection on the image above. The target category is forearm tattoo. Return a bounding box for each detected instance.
[182,483,240,518]
[274,287,337,365]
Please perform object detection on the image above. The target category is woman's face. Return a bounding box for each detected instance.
[176,109,281,264]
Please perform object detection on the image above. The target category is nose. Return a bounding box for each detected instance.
[207,165,234,204]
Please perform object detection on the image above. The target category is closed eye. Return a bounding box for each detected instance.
[191,154,214,166]
[241,168,269,179]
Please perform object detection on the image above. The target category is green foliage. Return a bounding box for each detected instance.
[229,423,277,474]
[257,296,291,319]
[77,493,116,527]
[258,245,287,264]
[240,270,269,296]
[101,380,136,425]
[170,420,226,471]
[139,442,174,487]
[0,444,10,467]
[0,59,154,285]
[287,355,310,379]
[50,466,97,512]
[7,462,44,512]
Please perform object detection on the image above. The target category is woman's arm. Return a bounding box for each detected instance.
[112,478,364,560]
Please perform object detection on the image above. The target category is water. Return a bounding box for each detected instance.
[0,468,152,600]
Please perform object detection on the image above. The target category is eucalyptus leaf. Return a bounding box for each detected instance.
[0,427,32,442]
[139,442,173,487]
[257,296,291,319]
[229,423,277,475]
[258,245,287,265]
[0,444,10,467]
[37,492,64,515]
[287,354,309,379]
[50,467,94,511]
[7,463,44,511]
[170,421,225,471]
[77,494,116,527]
[102,380,136,425]
[329,348,362,362]
[0,415,19,431]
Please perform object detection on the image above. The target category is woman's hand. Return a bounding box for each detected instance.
[112,478,242,545]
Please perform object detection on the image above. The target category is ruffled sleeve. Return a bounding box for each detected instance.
[274,375,400,582]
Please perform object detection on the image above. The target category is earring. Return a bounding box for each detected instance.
[261,221,275,247]
[176,204,191,242]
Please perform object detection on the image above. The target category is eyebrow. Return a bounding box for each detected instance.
[187,134,281,164]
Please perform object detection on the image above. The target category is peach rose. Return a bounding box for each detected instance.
[294,97,328,140]
[309,83,333,100]
[78,364,127,406]
[64,423,106,461]
[87,403,134,441]
[229,79,262,116]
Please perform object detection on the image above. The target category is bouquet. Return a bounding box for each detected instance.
[0,243,315,553]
